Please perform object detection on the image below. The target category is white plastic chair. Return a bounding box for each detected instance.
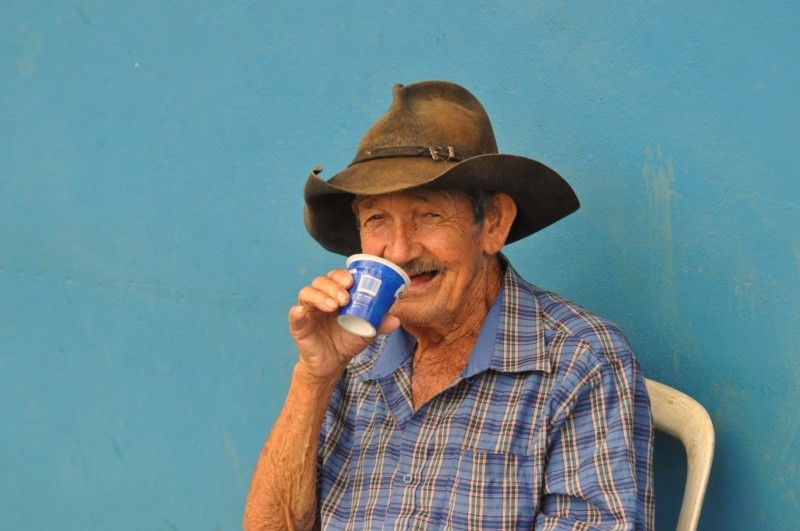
[645,378,715,531]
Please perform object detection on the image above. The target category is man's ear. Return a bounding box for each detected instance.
[482,192,517,255]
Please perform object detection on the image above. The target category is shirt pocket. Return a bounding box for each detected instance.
[439,448,537,530]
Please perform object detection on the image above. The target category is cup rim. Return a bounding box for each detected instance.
[345,253,411,286]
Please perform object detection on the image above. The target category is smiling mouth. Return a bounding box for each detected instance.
[402,260,444,289]
[409,270,440,287]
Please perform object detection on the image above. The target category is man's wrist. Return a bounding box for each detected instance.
[293,361,343,394]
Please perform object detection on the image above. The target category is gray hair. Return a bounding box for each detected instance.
[459,188,497,226]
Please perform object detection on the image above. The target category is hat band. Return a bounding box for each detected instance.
[350,145,464,166]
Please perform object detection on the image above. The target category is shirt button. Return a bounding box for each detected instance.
[402,473,413,484]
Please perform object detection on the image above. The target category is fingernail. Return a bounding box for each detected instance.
[325,298,338,310]
[337,291,349,305]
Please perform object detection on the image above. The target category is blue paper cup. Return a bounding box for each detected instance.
[337,254,411,337]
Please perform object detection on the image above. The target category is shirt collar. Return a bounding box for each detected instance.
[461,283,503,378]
[368,326,416,379]
[489,259,552,374]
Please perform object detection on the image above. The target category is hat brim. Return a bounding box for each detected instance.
[303,153,579,256]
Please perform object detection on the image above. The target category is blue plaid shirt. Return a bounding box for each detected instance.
[318,262,654,529]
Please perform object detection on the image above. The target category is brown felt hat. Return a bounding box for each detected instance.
[303,80,579,256]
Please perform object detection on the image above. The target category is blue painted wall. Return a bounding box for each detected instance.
[2,2,798,529]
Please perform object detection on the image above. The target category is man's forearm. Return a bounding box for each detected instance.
[244,363,340,531]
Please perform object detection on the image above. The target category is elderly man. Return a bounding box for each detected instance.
[244,81,654,529]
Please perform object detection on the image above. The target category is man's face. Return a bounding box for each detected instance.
[355,189,492,329]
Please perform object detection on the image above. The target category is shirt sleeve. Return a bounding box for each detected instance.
[535,338,654,530]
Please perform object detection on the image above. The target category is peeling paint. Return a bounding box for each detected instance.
[643,146,680,251]
[642,146,685,364]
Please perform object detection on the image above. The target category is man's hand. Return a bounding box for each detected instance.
[289,268,401,382]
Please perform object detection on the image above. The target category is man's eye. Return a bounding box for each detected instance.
[362,214,384,227]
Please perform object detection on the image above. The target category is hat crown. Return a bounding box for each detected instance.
[355,81,498,161]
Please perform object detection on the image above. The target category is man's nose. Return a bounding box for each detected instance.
[381,220,420,264]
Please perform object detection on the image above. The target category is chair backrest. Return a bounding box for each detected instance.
[645,378,715,531]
